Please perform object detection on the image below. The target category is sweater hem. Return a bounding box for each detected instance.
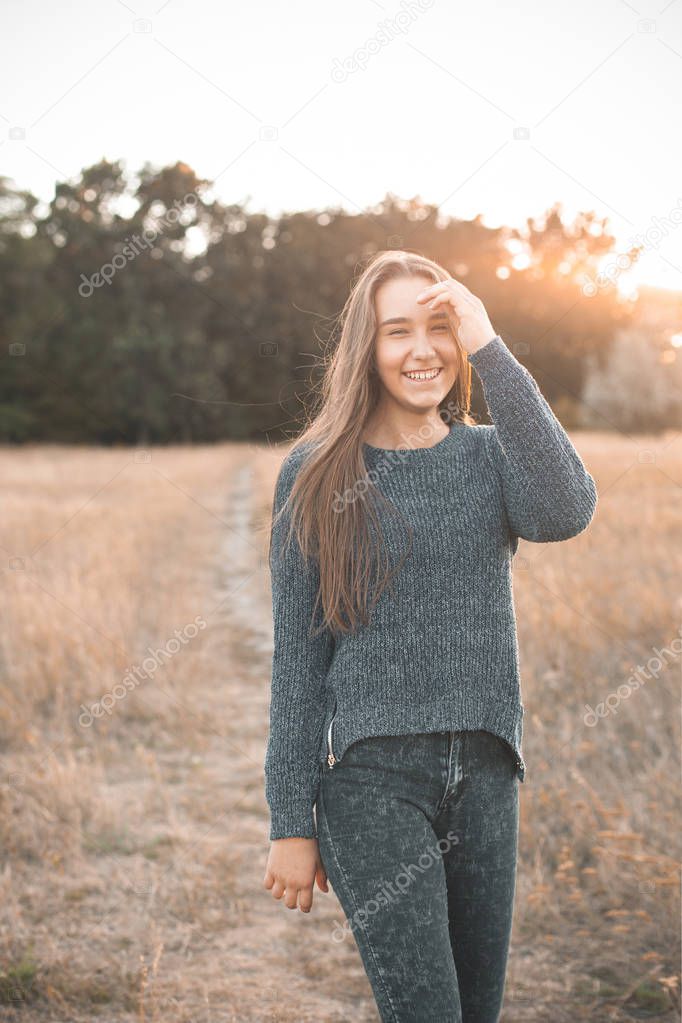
[319,702,526,783]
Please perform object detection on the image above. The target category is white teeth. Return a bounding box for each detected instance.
[403,368,441,381]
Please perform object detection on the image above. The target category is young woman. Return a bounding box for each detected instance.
[262,250,598,1022]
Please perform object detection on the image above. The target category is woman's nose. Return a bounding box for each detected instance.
[411,332,437,355]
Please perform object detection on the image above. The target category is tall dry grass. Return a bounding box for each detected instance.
[0,432,679,1021]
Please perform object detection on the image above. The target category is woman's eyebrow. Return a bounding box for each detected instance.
[379,312,449,328]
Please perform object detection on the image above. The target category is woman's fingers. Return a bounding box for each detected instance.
[426,291,464,328]
[265,872,318,912]
[416,278,469,301]
[427,291,456,309]
[416,278,494,352]
[416,283,448,304]
[284,885,301,910]
[316,862,329,893]
[419,284,466,318]
[282,881,313,911]
[270,876,286,900]
[298,884,314,913]
[428,289,481,322]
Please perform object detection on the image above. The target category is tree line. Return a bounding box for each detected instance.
[0,158,648,444]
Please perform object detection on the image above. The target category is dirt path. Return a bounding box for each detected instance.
[175,454,381,1022]
[2,449,378,1023]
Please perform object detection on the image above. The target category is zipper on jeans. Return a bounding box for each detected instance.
[326,703,338,768]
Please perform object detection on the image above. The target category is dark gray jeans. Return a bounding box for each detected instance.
[316,729,519,1023]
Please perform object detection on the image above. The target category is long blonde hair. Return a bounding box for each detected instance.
[270,250,477,637]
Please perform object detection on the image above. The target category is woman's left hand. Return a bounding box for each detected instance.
[415,279,497,356]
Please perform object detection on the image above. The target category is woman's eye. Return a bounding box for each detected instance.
[387,326,448,336]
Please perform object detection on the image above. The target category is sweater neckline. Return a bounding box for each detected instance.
[362,420,465,468]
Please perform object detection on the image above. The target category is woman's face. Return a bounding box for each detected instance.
[372,275,459,413]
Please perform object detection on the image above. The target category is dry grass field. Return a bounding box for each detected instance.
[0,431,680,1022]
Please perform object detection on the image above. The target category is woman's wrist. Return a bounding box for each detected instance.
[467,333,499,358]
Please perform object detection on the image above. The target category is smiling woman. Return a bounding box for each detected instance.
[363,279,469,449]
[262,249,598,1022]
[360,273,499,453]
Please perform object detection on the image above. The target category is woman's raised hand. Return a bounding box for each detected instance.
[416,278,497,356]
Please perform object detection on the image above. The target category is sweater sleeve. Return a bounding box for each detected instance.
[468,334,598,544]
[264,448,335,841]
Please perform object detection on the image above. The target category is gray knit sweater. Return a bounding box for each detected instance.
[264,334,598,841]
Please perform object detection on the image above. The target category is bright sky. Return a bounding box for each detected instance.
[2,0,681,294]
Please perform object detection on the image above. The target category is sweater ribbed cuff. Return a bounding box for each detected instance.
[269,801,317,842]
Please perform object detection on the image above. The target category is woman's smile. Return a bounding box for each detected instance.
[402,367,443,382]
